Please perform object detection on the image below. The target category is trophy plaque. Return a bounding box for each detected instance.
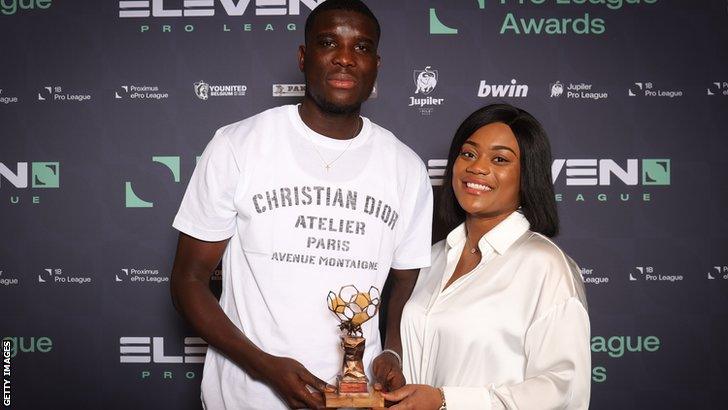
[325,285,384,408]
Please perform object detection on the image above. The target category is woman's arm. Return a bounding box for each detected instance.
[383,297,590,410]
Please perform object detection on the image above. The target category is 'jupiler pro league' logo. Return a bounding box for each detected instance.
[414,66,438,95]
[194,81,210,100]
[550,81,564,98]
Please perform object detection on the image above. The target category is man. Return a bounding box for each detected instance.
[170,1,432,408]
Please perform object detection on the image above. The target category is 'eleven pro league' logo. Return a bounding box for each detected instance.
[0,162,60,189]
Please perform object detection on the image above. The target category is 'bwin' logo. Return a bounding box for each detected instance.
[414,66,438,95]
[550,81,564,98]
[194,81,210,100]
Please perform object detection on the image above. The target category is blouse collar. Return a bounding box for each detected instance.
[446,211,531,256]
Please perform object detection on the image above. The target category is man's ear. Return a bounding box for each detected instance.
[298,45,306,72]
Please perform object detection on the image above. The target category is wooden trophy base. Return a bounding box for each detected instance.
[325,386,384,409]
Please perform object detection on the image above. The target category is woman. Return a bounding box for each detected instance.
[382,104,590,409]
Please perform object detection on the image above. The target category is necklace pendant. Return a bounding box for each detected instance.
[325,164,331,171]
[470,248,477,254]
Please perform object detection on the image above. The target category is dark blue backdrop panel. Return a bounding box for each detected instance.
[1,0,727,408]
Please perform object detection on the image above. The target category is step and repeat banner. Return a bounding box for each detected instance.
[1,0,727,408]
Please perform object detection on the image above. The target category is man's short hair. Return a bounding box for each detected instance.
[305,0,381,44]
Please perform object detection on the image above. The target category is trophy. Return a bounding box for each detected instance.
[325,285,384,408]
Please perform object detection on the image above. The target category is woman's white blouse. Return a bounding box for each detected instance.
[401,212,590,409]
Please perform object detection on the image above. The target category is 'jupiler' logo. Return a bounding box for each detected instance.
[550,81,564,98]
[409,67,444,116]
[414,66,438,95]
[194,81,210,100]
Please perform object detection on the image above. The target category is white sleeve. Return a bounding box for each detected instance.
[441,386,501,410]
[442,298,591,410]
[172,130,240,241]
[390,160,433,270]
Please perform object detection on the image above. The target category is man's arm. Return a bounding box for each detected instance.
[170,233,333,409]
[373,267,419,391]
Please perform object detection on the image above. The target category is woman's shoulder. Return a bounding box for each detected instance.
[515,231,588,309]
[515,232,575,268]
[431,239,447,255]
[422,239,447,269]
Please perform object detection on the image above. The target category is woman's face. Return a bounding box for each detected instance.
[452,122,521,220]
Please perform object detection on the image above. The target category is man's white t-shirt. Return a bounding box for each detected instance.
[173,105,433,410]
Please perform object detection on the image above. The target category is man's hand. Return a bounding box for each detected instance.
[259,355,336,409]
[381,384,442,410]
[171,234,334,409]
[376,268,418,393]
[372,351,406,392]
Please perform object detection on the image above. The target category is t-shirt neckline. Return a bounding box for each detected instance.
[288,104,372,150]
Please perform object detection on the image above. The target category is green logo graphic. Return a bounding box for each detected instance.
[31,162,60,188]
[430,1,485,35]
[641,159,670,185]
[0,0,52,16]
[429,9,458,34]
[1,336,53,358]
[125,156,181,208]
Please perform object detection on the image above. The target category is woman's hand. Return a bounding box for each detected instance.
[381,384,443,410]
[372,351,406,392]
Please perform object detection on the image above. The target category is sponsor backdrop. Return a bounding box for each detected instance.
[1,0,727,408]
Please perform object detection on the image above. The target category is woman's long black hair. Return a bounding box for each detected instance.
[439,103,559,237]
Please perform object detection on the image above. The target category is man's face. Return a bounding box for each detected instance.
[299,10,380,115]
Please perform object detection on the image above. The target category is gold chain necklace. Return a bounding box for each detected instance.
[465,233,479,254]
[299,107,362,172]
